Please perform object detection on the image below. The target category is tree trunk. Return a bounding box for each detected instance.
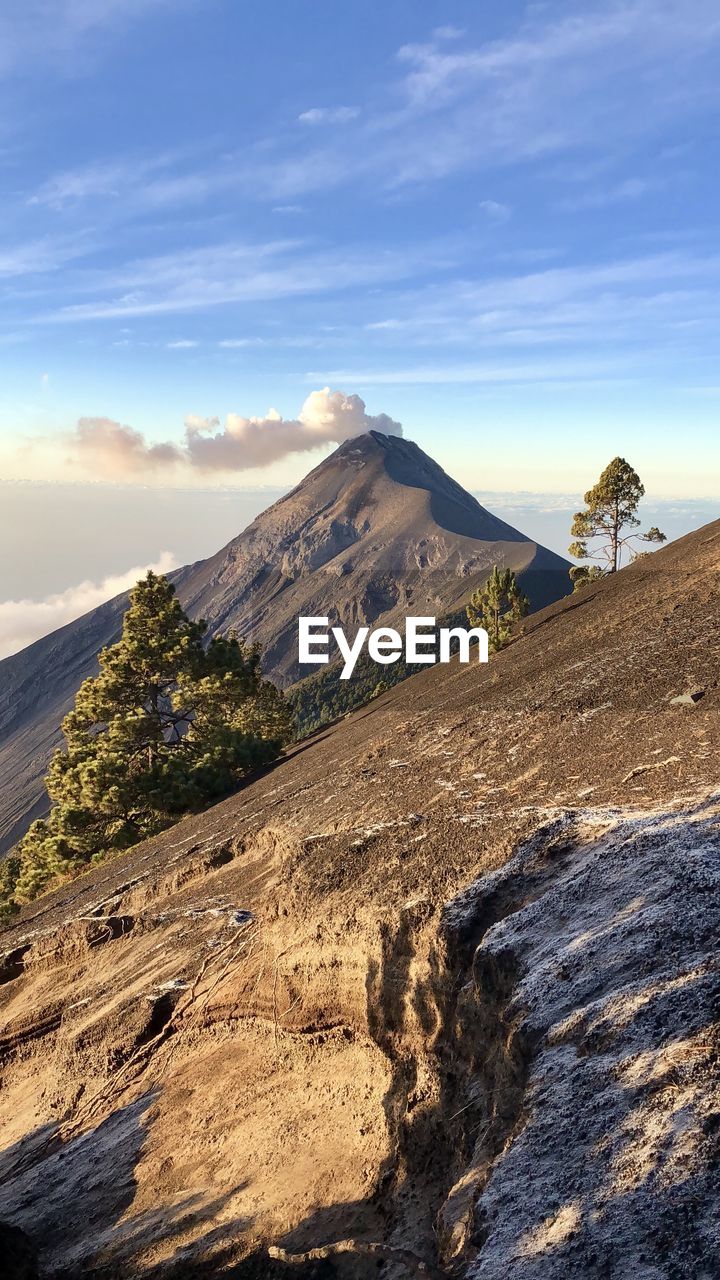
[612,500,619,572]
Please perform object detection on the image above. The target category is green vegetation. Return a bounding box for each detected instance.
[289,606,476,735]
[467,565,529,653]
[289,637,437,736]
[0,573,292,920]
[569,457,666,590]
[0,565,535,921]
[290,570,529,737]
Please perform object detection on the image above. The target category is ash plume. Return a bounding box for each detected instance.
[63,388,402,478]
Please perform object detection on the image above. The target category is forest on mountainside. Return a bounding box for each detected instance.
[287,608,472,734]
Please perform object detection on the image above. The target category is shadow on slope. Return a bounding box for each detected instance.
[0,1095,255,1280]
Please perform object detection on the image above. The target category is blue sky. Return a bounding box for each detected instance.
[2,0,720,501]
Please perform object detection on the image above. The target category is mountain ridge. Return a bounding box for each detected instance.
[0,431,571,854]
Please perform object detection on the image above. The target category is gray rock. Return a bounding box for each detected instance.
[669,688,705,705]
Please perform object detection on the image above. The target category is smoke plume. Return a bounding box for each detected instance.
[63,388,402,478]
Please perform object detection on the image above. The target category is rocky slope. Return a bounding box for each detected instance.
[0,431,570,855]
[0,520,718,1279]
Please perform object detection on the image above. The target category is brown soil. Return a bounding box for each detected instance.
[0,519,719,1279]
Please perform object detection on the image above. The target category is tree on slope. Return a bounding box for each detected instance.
[3,572,292,913]
[0,856,20,923]
[467,566,529,654]
[569,457,665,590]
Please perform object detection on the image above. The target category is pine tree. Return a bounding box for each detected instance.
[4,573,292,913]
[569,458,666,589]
[177,634,293,798]
[467,566,529,653]
[0,855,20,922]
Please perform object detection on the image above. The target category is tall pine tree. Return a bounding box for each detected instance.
[4,573,292,912]
[467,566,529,653]
[569,457,666,589]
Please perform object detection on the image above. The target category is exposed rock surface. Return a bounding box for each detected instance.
[0,431,570,854]
[0,520,718,1278]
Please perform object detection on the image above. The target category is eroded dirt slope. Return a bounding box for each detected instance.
[0,521,718,1279]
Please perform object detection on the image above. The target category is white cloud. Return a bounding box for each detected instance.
[558,177,656,211]
[184,387,402,470]
[373,3,720,191]
[39,238,421,321]
[365,319,403,331]
[0,234,92,278]
[13,2,720,228]
[166,338,198,348]
[183,413,219,432]
[309,358,627,386]
[479,199,512,221]
[26,149,242,219]
[6,1,720,371]
[298,106,359,125]
[0,551,178,659]
[30,389,402,478]
[334,249,720,356]
[0,1,184,79]
[28,155,172,207]
[69,416,184,475]
[433,26,465,42]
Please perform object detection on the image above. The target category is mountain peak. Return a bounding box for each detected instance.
[171,432,571,676]
[279,431,535,550]
[0,434,571,854]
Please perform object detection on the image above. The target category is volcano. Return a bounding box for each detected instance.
[0,431,570,853]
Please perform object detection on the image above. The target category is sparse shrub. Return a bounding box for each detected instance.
[569,564,605,592]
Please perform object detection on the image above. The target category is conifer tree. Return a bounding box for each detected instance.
[3,572,292,913]
[467,566,529,653]
[569,457,666,589]
[0,856,20,922]
[178,633,293,798]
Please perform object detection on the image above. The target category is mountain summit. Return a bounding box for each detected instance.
[174,430,569,673]
[0,432,570,853]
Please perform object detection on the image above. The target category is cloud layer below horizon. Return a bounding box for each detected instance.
[0,551,177,659]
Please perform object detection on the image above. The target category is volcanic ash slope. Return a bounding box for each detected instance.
[0,520,718,1278]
